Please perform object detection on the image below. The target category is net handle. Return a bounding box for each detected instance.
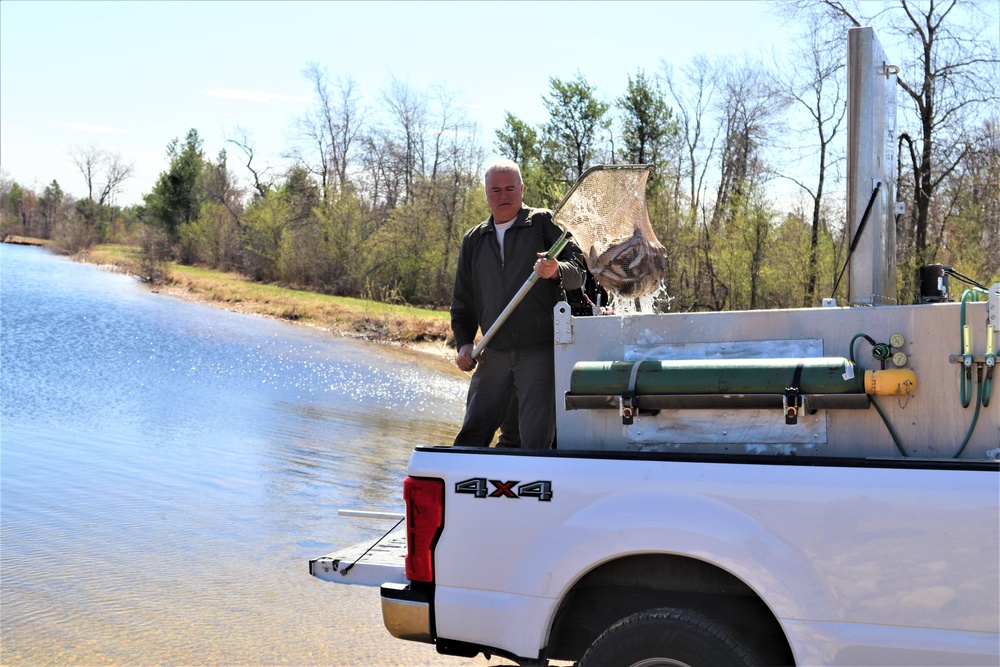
[471,231,570,359]
[470,164,652,361]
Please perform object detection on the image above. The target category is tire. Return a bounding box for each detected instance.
[577,607,761,667]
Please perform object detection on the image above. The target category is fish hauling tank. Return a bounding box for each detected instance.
[547,27,998,461]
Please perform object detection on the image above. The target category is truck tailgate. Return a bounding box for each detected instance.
[310,529,407,587]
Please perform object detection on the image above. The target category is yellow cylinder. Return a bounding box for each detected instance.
[864,368,918,396]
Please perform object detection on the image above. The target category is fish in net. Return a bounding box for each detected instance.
[554,165,667,299]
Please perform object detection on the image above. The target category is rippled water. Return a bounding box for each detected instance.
[0,244,491,666]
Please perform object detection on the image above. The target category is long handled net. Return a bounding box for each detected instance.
[472,164,666,358]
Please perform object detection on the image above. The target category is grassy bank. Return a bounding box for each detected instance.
[8,238,457,361]
[162,263,453,346]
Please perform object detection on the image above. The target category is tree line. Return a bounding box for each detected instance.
[2,0,997,311]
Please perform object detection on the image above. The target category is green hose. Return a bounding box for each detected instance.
[955,288,991,457]
[983,323,994,408]
[983,357,994,408]
[953,365,983,459]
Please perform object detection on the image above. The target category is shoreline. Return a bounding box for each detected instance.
[152,276,461,372]
[3,237,466,378]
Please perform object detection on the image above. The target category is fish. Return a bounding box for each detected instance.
[581,228,667,298]
[627,243,647,270]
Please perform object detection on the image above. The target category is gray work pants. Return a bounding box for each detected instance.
[453,344,555,450]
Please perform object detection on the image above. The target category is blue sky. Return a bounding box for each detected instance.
[1,1,823,206]
[1,0,802,205]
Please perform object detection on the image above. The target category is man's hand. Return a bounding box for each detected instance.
[534,253,560,280]
[456,343,477,372]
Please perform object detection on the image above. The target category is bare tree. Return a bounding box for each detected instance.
[293,64,365,198]
[0,168,14,235]
[663,55,721,223]
[700,58,787,311]
[226,126,273,200]
[95,152,134,207]
[936,117,1000,281]
[810,0,1000,269]
[426,85,471,182]
[69,145,101,202]
[381,75,428,203]
[773,13,848,305]
[712,58,785,227]
[425,85,485,297]
[68,144,135,206]
[359,126,402,213]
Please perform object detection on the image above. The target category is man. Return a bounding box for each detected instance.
[451,159,586,449]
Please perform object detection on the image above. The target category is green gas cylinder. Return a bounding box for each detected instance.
[569,358,864,396]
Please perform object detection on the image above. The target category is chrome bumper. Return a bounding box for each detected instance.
[380,582,433,643]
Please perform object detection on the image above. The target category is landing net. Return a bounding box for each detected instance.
[553,165,667,299]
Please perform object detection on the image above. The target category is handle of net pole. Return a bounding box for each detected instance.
[470,231,571,360]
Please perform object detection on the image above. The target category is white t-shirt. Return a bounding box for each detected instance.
[494,219,516,264]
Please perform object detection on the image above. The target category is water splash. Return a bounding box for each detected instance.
[607,281,671,315]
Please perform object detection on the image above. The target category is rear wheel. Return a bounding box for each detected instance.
[577,607,760,667]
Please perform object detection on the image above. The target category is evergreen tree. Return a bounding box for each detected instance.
[495,112,539,164]
[144,129,206,242]
[541,74,611,184]
[617,69,678,196]
[38,180,64,238]
[495,112,559,208]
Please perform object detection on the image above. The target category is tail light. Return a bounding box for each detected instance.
[403,476,444,583]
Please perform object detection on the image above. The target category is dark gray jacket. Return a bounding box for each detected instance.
[451,206,586,351]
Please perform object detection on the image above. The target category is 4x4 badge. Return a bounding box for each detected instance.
[455,478,553,501]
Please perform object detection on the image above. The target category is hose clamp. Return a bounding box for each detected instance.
[620,392,636,426]
[783,387,801,425]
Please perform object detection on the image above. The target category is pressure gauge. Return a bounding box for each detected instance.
[892,351,908,367]
[889,333,906,349]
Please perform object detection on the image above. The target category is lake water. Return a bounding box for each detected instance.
[0,244,494,666]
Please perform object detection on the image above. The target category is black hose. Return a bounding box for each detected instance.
[849,332,907,457]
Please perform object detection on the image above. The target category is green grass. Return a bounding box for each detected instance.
[81,244,453,346]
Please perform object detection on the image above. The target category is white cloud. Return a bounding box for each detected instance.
[202,88,310,103]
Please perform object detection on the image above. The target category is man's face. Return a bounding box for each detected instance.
[485,169,524,223]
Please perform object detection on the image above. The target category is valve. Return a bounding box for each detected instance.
[986,325,996,379]
[871,342,891,361]
[963,324,974,367]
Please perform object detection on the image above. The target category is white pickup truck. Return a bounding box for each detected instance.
[312,290,1000,667]
[310,28,999,667]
